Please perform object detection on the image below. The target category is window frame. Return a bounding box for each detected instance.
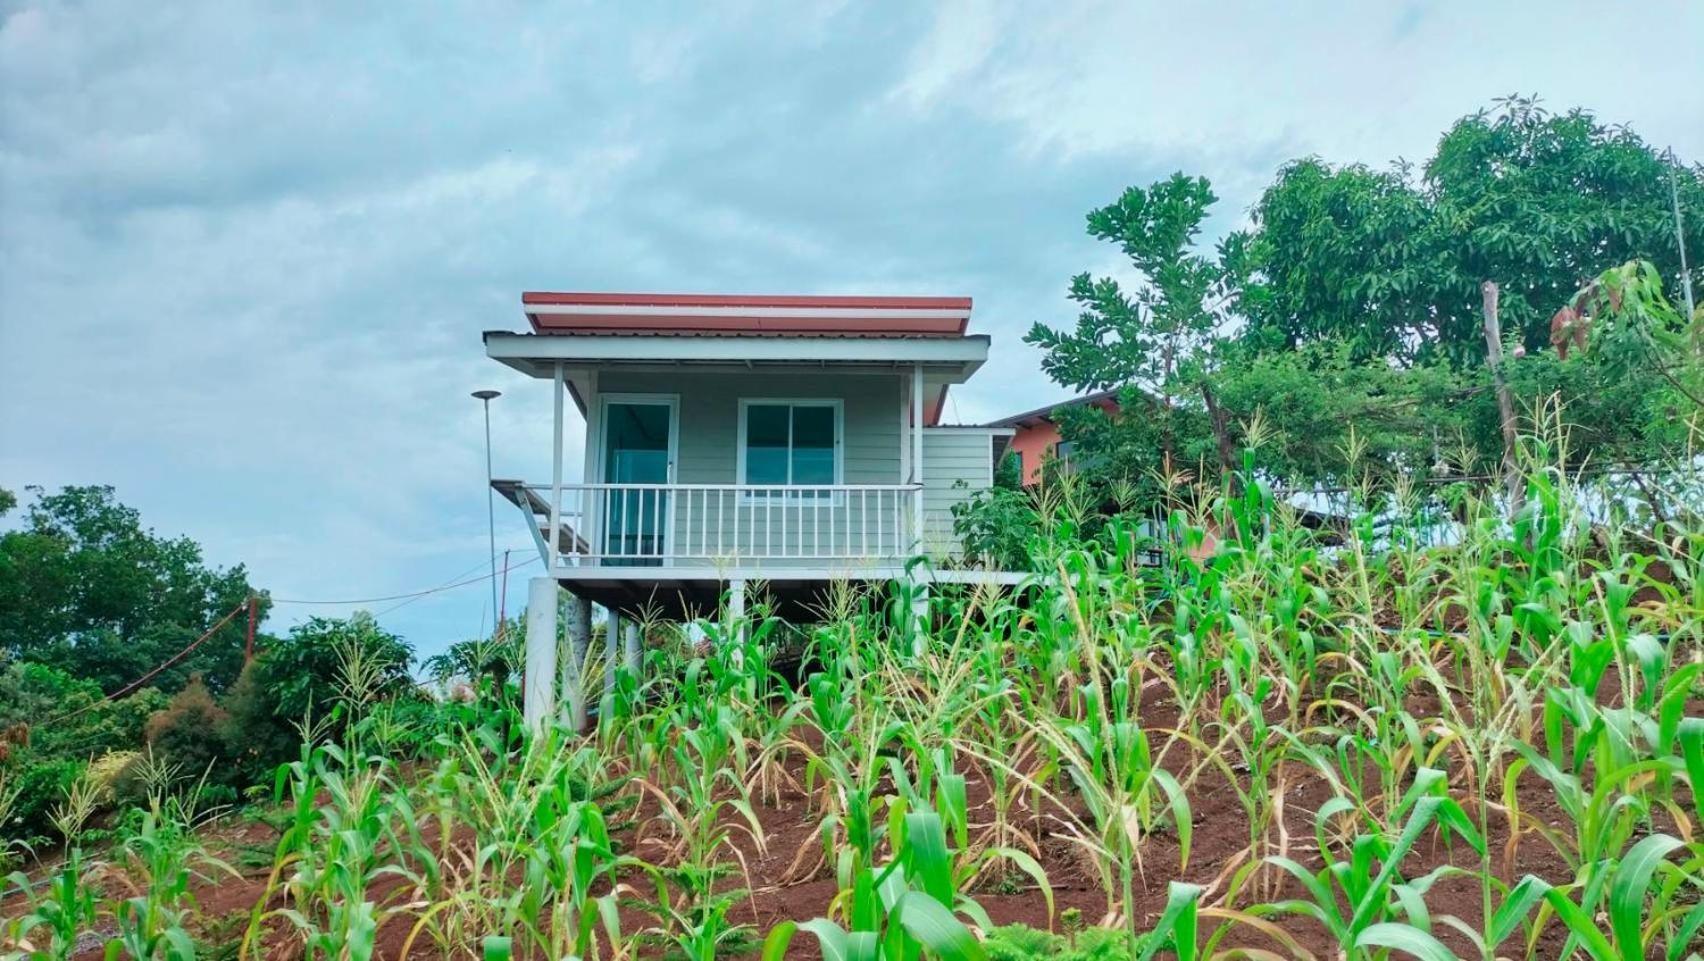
[735,398,845,500]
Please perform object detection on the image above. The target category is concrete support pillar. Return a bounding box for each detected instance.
[603,607,620,699]
[901,574,930,655]
[560,593,591,732]
[523,577,558,734]
[727,579,748,659]
[622,620,641,677]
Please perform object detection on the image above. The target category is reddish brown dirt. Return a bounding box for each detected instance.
[59,735,1622,959]
[17,669,1688,961]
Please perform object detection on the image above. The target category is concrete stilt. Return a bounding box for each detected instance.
[603,607,620,701]
[906,575,930,654]
[560,593,591,732]
[622,620,641,676]
[522,577,558,734]
[726,578,748,663]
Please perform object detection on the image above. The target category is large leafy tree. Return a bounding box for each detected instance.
[1019,99,1702,508]
[0,485,267,693]
[1233,97,1704,363]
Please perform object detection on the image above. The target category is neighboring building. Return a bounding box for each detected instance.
[485,291,1018,728]
[985,388,1121,485]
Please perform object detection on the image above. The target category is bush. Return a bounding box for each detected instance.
[0,661,167,760]
[215,658,305,789]
[257,612,415,723]
[144,674,230,781]
[0,755,83,845]
[984,925,1134,961]
[951,485,1040,570]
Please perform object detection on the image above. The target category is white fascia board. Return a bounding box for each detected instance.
[485,332,990,371]
[923,426,1017,437]
[528,304,971,321]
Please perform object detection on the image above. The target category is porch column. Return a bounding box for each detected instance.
[522,577,558,733]
[560,593,591,732]
[911,363,925,553]
[549,362,565,572]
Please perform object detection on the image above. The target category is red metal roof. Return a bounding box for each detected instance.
[521,291,973,337]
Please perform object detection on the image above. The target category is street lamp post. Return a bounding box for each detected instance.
[473,389,501,636]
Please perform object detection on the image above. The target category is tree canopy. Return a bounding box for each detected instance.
[1232,97,1704,364]
[1018,99,1704,506]
[0,485,267,693]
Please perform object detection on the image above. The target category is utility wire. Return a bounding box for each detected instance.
[269,552,538,606]
[374,551,538,619]
[41,601,248,725]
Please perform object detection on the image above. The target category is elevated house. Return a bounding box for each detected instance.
[484,291,1018,728]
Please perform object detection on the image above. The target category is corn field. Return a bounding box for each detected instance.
[5,451,1704,961]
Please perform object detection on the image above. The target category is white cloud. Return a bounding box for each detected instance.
[3,0,1699,658]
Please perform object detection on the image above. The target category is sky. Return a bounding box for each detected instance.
[3,0,1702,662]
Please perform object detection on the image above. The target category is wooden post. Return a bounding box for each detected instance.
[244,595,257,663]
[1481,281,1523,514]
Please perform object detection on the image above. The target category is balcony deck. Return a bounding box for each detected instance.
[493,480,1023,617]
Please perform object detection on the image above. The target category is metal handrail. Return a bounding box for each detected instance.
[520,482,923,567]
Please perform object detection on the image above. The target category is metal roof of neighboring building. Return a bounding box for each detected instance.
[984,388,1124,429]
[520,291,974,337]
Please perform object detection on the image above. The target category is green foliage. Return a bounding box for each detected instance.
[1236,97,1704,364]
[144,675,231,783]
[1,756,83,845]
[1025,99,1704,505]
[951,486,1038,570]
[214,658,304,789]
[0,485,267,693]
[252,612,414,723]
[0,660,166,760]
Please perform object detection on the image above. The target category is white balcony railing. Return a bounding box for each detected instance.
[515,483,922,569]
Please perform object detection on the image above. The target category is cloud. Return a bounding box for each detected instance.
[3,0,1700,658]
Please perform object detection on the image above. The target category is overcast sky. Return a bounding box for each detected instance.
[3,1,1701,661]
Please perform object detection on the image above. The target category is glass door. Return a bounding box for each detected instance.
[600,398,675,565]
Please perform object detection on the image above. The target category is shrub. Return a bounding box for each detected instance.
[144,674,230,781]
[0,755,83,845]
[984,925,1134,961]
[215,659,305,789]
[256,612,415,723]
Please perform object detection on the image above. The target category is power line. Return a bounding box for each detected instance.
[374,551,537,619]
[268,552,539,606]
[42,601,248,725]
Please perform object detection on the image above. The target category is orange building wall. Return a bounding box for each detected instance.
[1008,397,1120,485]
[1009,420,1064,485]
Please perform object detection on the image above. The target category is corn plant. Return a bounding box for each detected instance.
[761,812,989,961]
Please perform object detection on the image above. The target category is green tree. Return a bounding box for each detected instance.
[0,486,268,693]
[1023,99,1703,506]
[1233,97,1704,363]
[252,612,415,722]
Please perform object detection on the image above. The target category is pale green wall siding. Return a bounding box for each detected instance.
[594,371,903,483]
[592,371,906,567]
[585,372,994,566]
[920,429,995,558]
